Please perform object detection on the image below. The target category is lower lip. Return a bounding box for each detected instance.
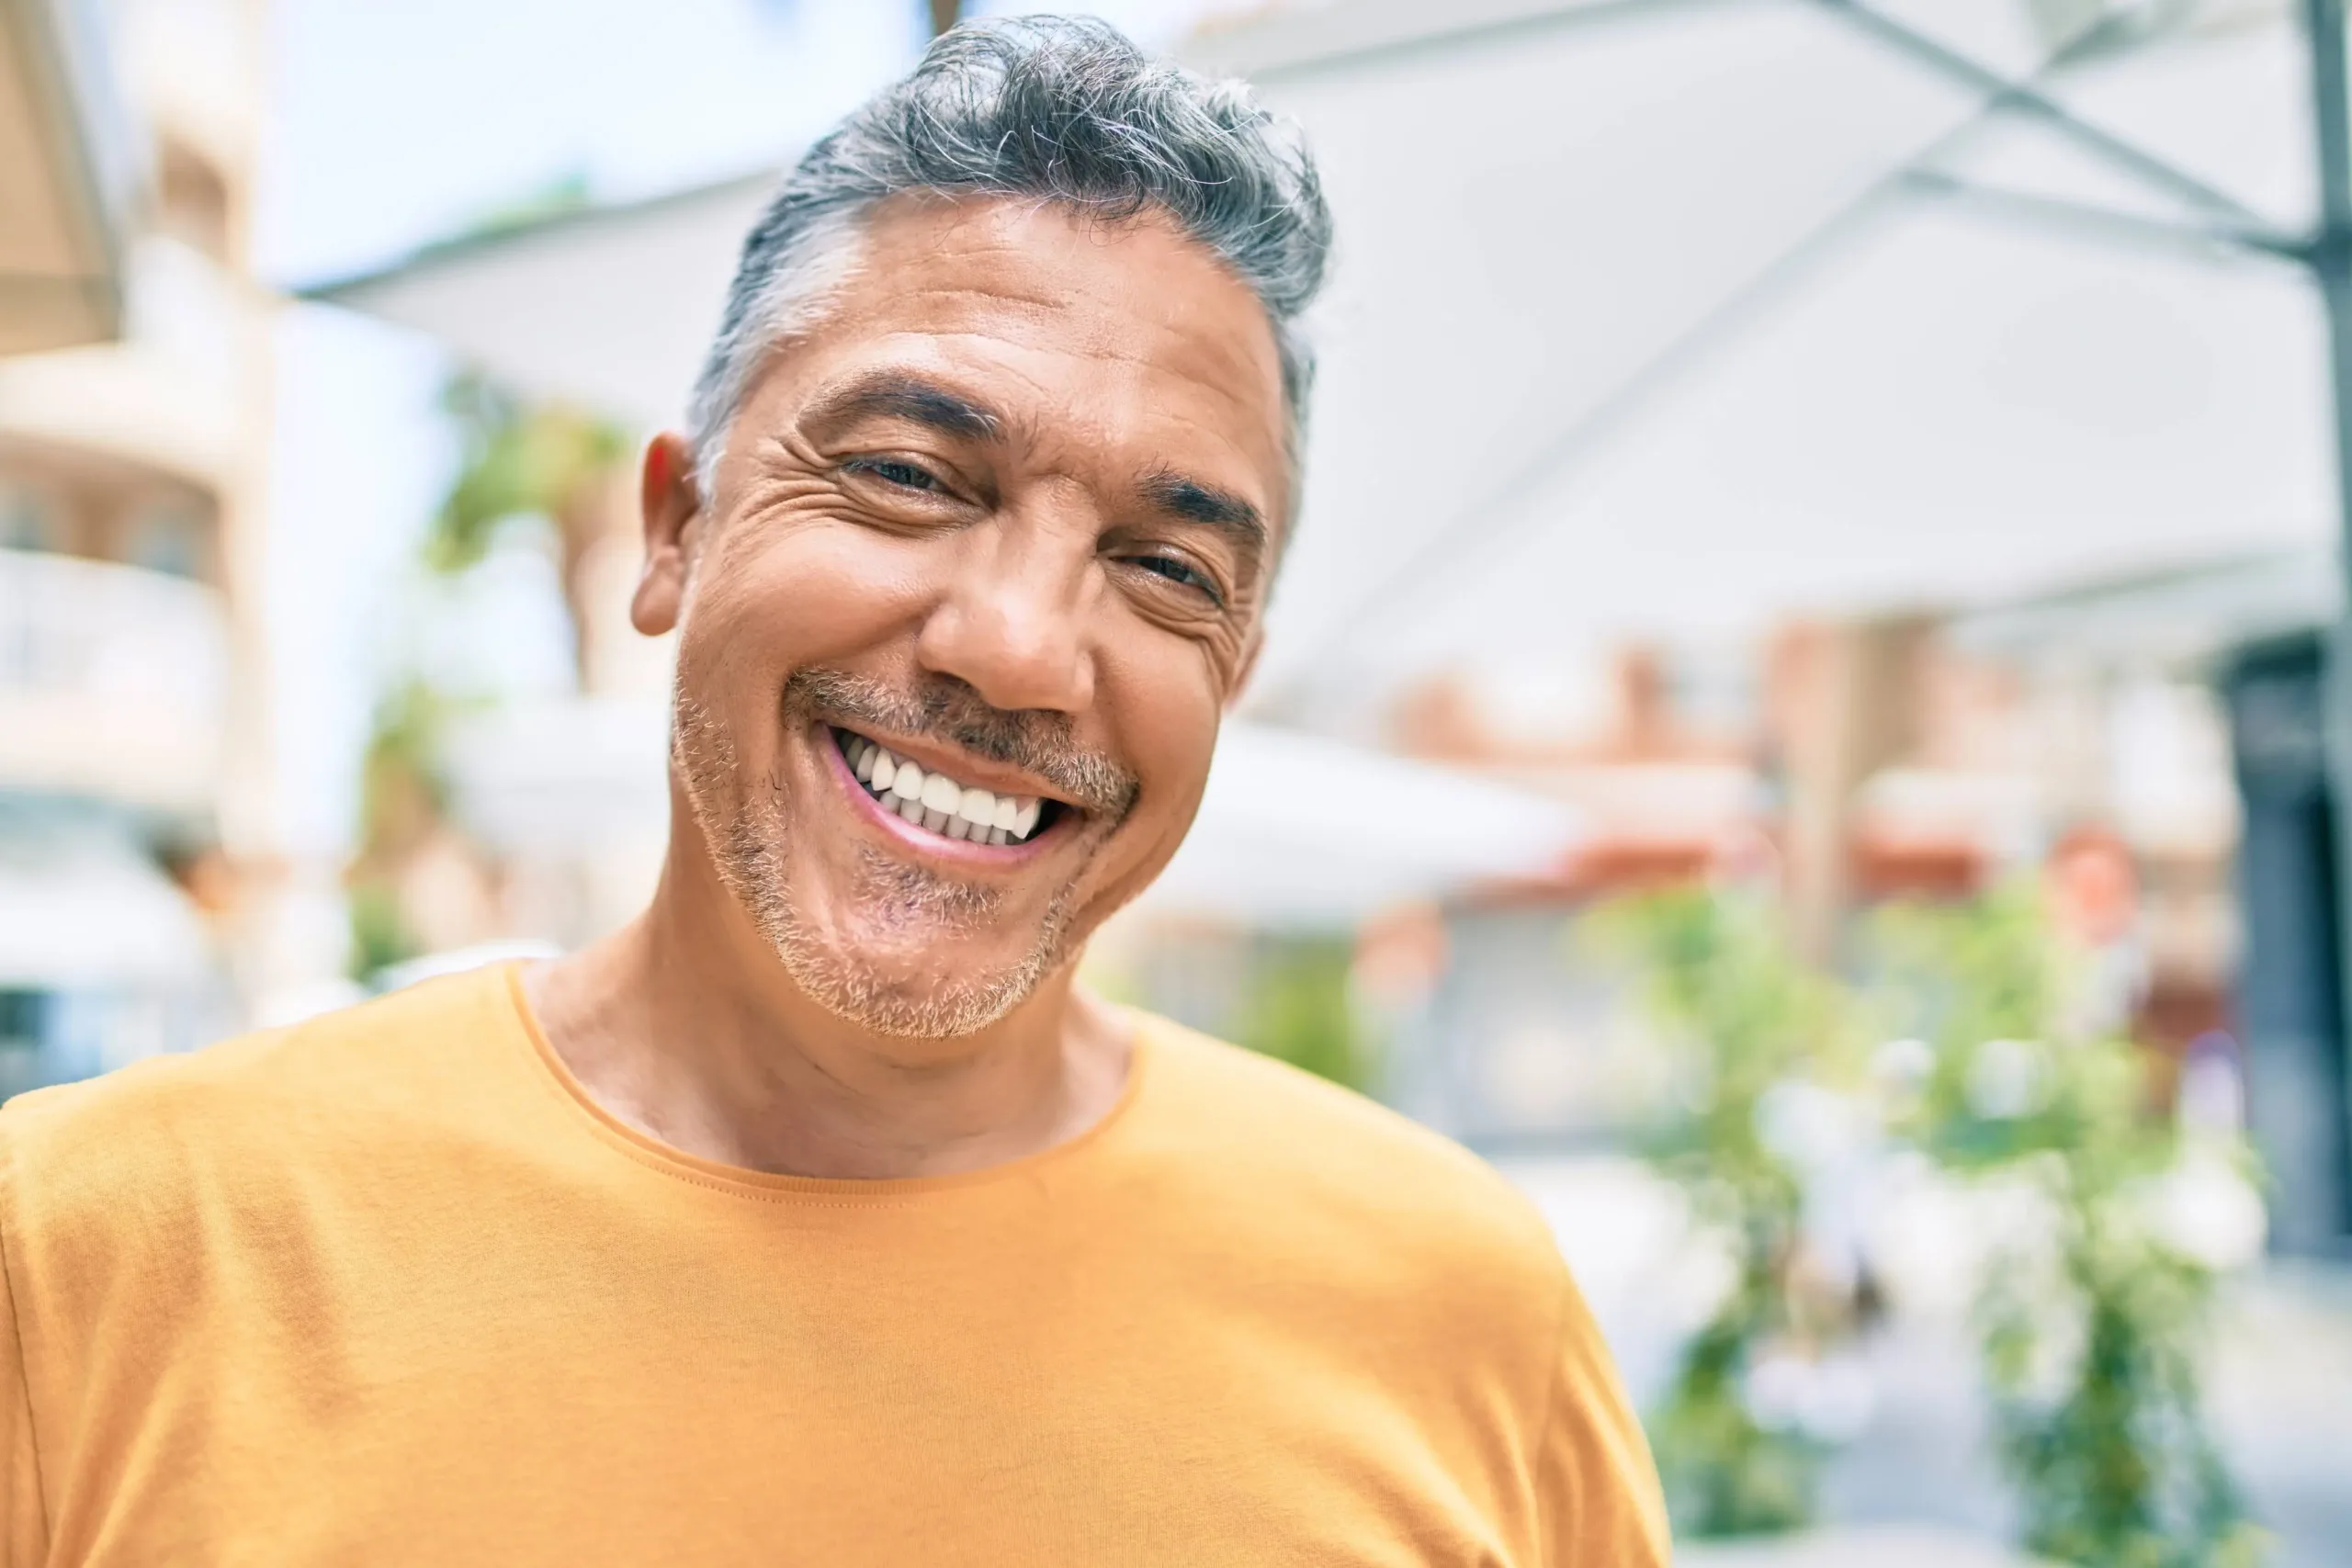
[819,726,1061,867]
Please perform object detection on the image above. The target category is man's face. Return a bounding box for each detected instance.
[640,196,1288,1038]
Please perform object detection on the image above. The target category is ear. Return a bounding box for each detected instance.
[632,433,704,637]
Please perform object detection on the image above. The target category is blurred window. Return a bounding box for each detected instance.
[0,989,47,1102]
[0,484,62,555]
[126,502,207,580]
[0,990,44,1047]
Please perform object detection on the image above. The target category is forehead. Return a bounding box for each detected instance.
[759,195,1289,502]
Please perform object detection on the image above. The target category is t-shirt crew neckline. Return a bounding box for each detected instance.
[498,962,1154,1204]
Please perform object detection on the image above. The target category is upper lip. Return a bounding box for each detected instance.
[827,722,1076,810]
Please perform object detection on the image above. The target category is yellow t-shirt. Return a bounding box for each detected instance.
[0,964,1665,1566]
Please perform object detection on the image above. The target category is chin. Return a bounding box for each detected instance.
[766,886,1075,1040]
[777,935,1053,1039]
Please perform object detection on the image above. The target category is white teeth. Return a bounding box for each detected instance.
[841,731,1049,846]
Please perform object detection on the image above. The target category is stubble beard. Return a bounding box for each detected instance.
[672,690,1084,1039]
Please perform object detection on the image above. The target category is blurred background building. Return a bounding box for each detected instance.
[0,0,272,1093]
[5,0,2350,1560]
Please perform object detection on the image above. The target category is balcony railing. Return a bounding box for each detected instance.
[0,547,230,813]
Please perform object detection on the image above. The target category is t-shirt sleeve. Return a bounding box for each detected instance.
[1532,1270,1669,1567]
[0,1137,46,1567]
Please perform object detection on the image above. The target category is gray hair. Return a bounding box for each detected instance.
[685,15,1330,501]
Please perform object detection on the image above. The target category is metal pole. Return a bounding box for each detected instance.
[1820,0,2282,235]
[2304,0,2352,1238]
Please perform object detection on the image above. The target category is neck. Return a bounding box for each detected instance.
[524,836,1133,1181]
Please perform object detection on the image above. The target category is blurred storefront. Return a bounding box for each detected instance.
[0,0,276,1089]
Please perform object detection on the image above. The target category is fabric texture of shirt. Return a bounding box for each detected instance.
[0,964,1666,1566]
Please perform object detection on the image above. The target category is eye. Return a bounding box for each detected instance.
[1127,553,1224,607]
[848,457,942,493]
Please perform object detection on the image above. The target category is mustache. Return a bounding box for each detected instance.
[785,668,1139,819]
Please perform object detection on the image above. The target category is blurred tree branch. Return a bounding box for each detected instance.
[432,370,630,690]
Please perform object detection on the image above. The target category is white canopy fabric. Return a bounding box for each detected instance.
[1184,0,2331,708]
[307,0,2337,709]
[1136,720,1585,925]
[309,175,775,432]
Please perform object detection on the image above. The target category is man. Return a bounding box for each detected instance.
[0,19,1665,1564]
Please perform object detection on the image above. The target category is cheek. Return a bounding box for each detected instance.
[684,521,932,704]
[1101,636,1227,834]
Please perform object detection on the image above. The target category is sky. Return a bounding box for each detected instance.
[255,0,1225,861]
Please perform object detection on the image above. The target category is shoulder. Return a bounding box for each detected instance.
[1130,1014,1569,1307]
[0,965,522,1226]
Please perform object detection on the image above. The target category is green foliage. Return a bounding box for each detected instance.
[1871,889,2267,1568]
[1605,884,2265,1562]
[345,680,458,982]
[428,370,628,577]
[356,679,450,833]
[346,882,419,982]
[1230,936,1378,1094]
[1596,888,1855,1538]
[1643,1287,1823,1538]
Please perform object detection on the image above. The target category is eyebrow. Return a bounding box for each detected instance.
[800,371,1003,443]
[1137,468,1267,551]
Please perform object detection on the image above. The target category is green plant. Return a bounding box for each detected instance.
[1229,936,1377,1094]
[346,882,419,982]
[344,680,455,981]
[431,372,627,574]
[1872,887,2267,1568]
[432,370,630,691]
[1598,888,1860,1538]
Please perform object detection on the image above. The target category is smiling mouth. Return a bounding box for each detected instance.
[830,727,1069,848]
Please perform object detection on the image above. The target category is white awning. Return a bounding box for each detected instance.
[306,175,777,431]
[298,1,2328,708]
[1136,720,1586,926]
[1184,0,2329,705]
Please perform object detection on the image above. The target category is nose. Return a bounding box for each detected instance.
[912,504,1098,715]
